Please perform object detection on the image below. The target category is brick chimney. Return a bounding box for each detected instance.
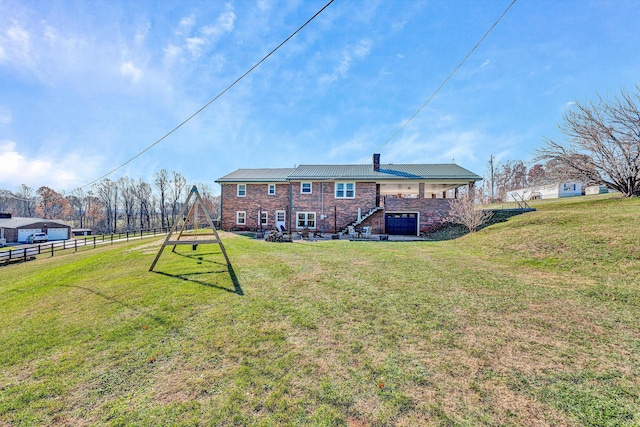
[372,153,380,171]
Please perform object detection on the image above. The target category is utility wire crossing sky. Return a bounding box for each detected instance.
[1,0,639,193]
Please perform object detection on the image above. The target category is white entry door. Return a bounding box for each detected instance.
[275,210,286,232]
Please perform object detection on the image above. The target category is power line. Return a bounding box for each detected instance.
[77,0,335,191]
[371,0,518,156]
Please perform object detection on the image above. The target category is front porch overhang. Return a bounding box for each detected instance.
[378,180,474,196]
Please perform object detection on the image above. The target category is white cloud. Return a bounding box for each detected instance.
[0,107,11,126]
[0,141,101,190]
[120,61,143,82]
[1,23,34,67]
[163,43,182,61]
[177,16,195,35]
[481,59,490,67]
[186,36,205,57]
[319,38,374,84]
[201,9,236,38]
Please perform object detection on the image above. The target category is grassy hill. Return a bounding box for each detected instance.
[1,194,639,426]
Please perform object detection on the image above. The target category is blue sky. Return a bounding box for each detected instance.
[1,0,639,193]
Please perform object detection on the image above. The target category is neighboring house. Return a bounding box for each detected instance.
[506,182,583,201]
[215,154,482,236]
[0,213,72,243]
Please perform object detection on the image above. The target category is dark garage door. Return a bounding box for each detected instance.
[385,213,418,235]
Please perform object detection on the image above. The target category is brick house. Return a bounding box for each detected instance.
[215,154,482,236]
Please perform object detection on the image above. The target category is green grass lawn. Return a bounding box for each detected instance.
[1,194,639,426]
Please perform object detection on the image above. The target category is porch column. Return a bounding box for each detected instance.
[418,183,425,199]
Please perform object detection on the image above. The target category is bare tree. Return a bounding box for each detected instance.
[134,179,153,229]
[527,164,547,186]
[0,189,14,214]
[119,176,137,230]
[169,171,187,226]
[194,182,220,219]
[536,86,640,197]
[15,184,36,217]
[85,191,103,230]
[447,195,493,233]
[66,190,86,228]
[94,179,118,233]
[154,169,169,228]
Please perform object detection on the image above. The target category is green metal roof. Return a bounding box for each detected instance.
[288,164,482,181]
[216,164,481,183]
[215,168,296,183]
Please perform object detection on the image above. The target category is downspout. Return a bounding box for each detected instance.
[288,182,293,232]
[219,184,223,230]
[321,182,324,226]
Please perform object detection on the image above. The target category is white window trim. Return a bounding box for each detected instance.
[237,184,246,197]
[260,211,268,225]
[236,211,246,225]
[268,184,276,195]
[296,211,316,229]
[301,182,312,194]
[335,182,356,199]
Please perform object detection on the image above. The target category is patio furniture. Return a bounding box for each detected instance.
[313,228,326,238]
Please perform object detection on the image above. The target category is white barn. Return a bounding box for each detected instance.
[506,182,582,201]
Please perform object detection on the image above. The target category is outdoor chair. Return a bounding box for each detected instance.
[297,227,310,240]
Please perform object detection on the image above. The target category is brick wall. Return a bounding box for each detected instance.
[221,181,455,233]
[220,183,290,231]
[290,181,377,232]
[384,198,452,232]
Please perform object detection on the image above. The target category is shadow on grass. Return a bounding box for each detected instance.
[153,247,243,295]
[152,262,243,296]
[58,285,170,325]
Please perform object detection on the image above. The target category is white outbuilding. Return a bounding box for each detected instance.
[506,182,582,201]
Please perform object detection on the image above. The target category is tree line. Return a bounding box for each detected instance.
[0,169,220,233]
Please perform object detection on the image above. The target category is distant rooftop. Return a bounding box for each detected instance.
[0,217,69,228]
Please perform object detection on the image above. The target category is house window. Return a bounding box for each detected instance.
[563,183,576,191]
[335,182,355,199]
[237,184,246,197]
[296,212,316,229]
[301,182,312,194]
[236,211,246,225]
[260,211,268,226]
[268,184,276,195]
